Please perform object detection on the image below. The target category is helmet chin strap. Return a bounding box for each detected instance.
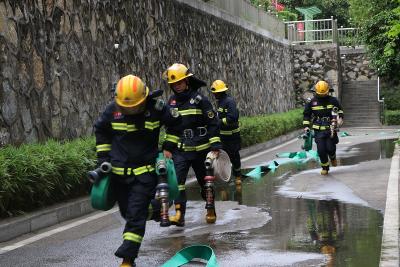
[316,94,328,98]
[117,101,146,115]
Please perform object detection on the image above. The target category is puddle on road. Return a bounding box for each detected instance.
[337,138,396,166]
[182,138,395,266]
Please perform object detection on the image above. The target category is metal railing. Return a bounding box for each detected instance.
[337,27,361,47]
[204,0,286,38]
[378,75,385,124]
[285,18,361,46]
[285,18,337,44]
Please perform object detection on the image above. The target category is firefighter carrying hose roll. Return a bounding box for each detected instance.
[303,81,344,175]
[162,63,222,226]
[94,75,181,267]
[209,80,242,186]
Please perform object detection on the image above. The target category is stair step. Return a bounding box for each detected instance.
[342,107,380,110]
[342,108,380,112]
[344,120,381,124]
[342,107,380,111]
[342,103,380,106]
[344,117,379,122]
[345,113,380,116]
[345,122,381,124]
[342,93,378,96]
[341,80,381,127]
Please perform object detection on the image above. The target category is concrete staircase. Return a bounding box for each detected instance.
[341,80,382,127]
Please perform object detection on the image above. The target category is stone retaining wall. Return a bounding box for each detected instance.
[292,44,340,105]
[0,0,295,146]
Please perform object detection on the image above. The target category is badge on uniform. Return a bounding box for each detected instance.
[170,108,179,118]
[189,98,195,104]
[144,110,151,117]
[113,112,123,120]
[207,110,215,119]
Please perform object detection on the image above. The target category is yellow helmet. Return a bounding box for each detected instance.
[115,75,149,107]
[315,81,329,96]
[210,80,228,93]
[162,63,193,84]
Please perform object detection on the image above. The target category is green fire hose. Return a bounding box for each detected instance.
[156,153,179,201]
[90,175,115,211]
[91,153,179,211]
[161,245,219,267]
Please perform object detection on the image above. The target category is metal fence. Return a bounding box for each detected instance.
[285,18,361,46]
[337,27,361,47]
[205,0,286,38]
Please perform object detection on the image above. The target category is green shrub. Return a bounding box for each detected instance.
[382,86,400,110]
[385,110,400,125]
[277,10,297,21]
[0,138,96,217]
[240,109,303,147]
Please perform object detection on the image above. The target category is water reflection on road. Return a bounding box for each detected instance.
[181,139,393,266]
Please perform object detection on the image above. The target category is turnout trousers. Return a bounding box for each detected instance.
[112,172,157,260]
[173,150,209,213]
[314,130,339,170]
[221,138,241,177]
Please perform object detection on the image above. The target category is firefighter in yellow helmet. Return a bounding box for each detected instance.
[162,63,222,225]
[94,74,181,267]
[209,80,242,186]
[303,81,344,175]
[306,199,343,267]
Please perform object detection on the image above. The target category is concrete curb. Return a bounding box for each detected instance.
[0,129,301,243]
[0,197,94,242]
[379,144,399,266]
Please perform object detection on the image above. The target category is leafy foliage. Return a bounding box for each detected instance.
[0,138,96,217]
[250,0,272,11]
[385,110,400,125]
[349,0,395,26]
[362,8,400,81]
[382,85,400,110]
[278,10,298,21]
[240,109,303,147]
[279,0,350,26]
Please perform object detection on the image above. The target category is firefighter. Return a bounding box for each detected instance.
[303,80,344,175]
[94,75,181,267]
[209,80,242,186]
[162,63,222,226]
[306,199,343,267]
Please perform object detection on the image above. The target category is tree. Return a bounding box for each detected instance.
[363,4,400,81]
[280,0,350,26]
[349,0,395,26]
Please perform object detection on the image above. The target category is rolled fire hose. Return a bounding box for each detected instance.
[156,153,179,201]
[161,245,219,267]
[91,175,115,211]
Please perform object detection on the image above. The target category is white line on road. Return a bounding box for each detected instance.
[0,207,118,255]
[379,145,399,267]
[241,138,298,162]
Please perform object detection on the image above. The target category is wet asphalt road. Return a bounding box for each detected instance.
[0,127,398,267]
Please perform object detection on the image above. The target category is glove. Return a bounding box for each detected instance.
[210,149,220,158]
[163,150,173,159]
[337,118,343,127]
